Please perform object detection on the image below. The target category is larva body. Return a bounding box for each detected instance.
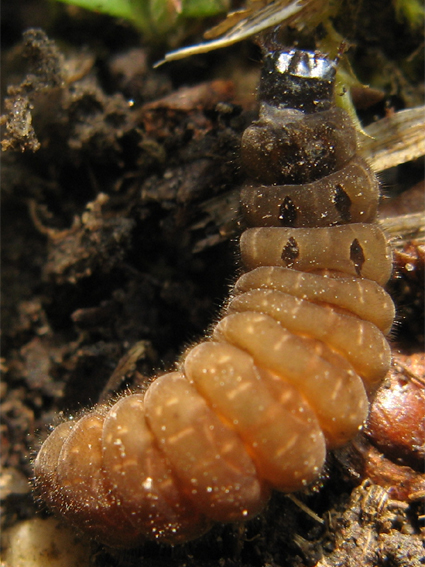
[34,48,395,547]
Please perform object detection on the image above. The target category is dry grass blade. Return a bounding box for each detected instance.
[157,0,328,64]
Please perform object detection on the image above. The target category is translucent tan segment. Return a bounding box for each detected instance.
[214,312,368,447]
[241,156,379,228]
[185,342,326,492]
[228,289,391,390]
[56,414,108,507]
[234,266,395,334]
[144,372,268,523]
[34,421,75,500]
[102,394,211,544]
[55,413,142,547]
[240,224,392,285]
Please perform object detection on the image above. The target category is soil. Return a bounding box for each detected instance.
[1,1,424,566]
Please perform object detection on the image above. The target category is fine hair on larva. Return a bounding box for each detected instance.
[33,45,395,547]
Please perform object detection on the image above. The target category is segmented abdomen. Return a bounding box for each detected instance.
[34,48,395,547]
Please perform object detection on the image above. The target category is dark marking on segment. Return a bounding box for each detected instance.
[333,184,352,222]
[279,196,298,226]
[281,236,300,267]
[350,238,366,275]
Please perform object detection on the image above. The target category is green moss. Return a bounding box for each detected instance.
[52,0,229,36]
[394,0,425,28]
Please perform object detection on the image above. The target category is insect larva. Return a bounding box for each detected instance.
[34,47,395,547]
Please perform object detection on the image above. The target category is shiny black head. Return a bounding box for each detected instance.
[259,49,337,113]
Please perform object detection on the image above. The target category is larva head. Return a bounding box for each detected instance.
[259,49,337,113]
[241,48,347,185]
